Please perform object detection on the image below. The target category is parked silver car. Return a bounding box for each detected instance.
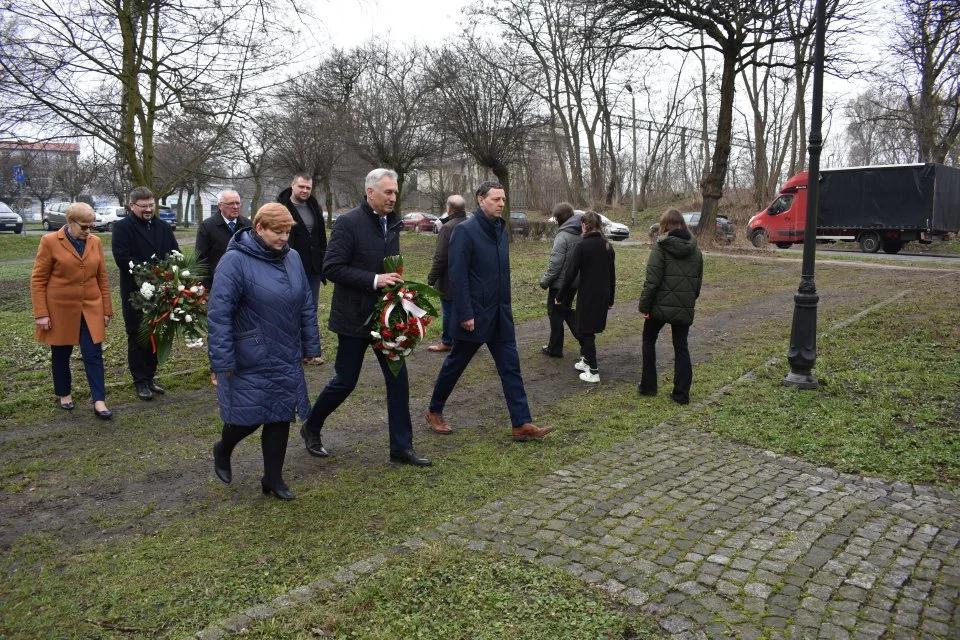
[43,202,70,230]
[0,202,24,234]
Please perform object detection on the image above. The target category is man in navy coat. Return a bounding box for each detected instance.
[424,181,554,441]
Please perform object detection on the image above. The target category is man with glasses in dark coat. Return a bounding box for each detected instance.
[111,186,180,401]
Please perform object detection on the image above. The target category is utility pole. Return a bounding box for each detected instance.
[625,84,637,226]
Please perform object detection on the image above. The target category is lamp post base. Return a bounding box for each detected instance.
[783,370,818,389]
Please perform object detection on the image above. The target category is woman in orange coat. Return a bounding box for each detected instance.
[31,203,114,419]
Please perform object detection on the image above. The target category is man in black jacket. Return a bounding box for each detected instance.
[300,168,431,467]
[277,173,327,318]
[425,194,467,356]
[112,186,180,400]
[195,189,250,289]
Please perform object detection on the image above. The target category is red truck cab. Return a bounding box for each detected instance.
[748,171,809,249]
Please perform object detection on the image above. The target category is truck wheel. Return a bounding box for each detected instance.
[858,231,881,253]
[882,240,902,254]
[750,229,768,248]
[775,242,793,249]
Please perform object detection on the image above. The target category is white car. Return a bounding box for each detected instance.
[569,210,629,241]
[94,206,128,232]
[0,202,24,234]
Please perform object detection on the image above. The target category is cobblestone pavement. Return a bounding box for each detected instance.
[199,419,960,640]
[431,423,960,639]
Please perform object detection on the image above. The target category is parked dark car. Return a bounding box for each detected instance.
[649,211,735,243]
[401,212,438,232]
[0,202,24,234]
[158,205,177,230]
[509,211,530,237]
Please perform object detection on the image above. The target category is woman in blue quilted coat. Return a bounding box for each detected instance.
[208,203,322,500]
[638,208,703,405]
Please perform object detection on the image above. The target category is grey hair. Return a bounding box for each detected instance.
[365,168,398,189]
[217,189,240,203]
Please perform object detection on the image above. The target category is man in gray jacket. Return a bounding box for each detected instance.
[539,203,582,357]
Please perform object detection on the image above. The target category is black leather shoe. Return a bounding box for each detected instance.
[540,345,562,358]
[390,449,433,467]
[57,399,75,410]
[261,478,294,500]
[213,442,232,484]
[93,407,113,420]
[135,382,153,401]
[637,383,657,396]
[147,380,166,394]
[299,425,329,457]
[669,392,690,405]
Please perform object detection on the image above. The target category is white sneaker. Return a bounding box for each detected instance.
[579,370,600,383]
[574,357,589,372]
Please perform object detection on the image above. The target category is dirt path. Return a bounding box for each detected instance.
[0,263,954,551]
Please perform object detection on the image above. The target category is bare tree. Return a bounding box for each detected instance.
[472,0,633,208]
[889,0,960,163]
[52,154,101,201]
[347,44,440,214]
[0,0,293,195]
[587,0,815,240]
[269,51,361,218]
[843,88,917,165]
[427,42,540,226]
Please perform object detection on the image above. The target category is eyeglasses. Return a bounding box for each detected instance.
[73,223,95,231]
[132,202,155,210]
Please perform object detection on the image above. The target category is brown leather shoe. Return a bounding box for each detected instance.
[512,423,554,441]
[425,410,452,434]
[427,343,452,352]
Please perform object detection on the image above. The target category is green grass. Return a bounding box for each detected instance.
[689,286,960,486]
[0,233,958,638]
[241,544,664,639]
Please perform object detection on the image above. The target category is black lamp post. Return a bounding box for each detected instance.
[625,83,637,227]
[784,0,826,389]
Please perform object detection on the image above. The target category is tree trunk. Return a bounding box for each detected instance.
[699,45,738,240]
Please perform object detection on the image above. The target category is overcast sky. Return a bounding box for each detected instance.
[304,0,473,49]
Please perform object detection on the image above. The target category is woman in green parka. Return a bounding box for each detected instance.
[638,208,704,404]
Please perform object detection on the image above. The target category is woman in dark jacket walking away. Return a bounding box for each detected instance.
[557,211,616,383]
[208,203,322,500]
[638,208,704,404]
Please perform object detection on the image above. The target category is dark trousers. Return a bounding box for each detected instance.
[219,422,289,484]
[51,316,106,402]
[640,317,692,402]
[126,331,158,384]
[546,288,578,355]
[307,273,323,318]
[305,334,413,453]
[439,297,453,346]
[429,338,532,427]
[580,333,597,370]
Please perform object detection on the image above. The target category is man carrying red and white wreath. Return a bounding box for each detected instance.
[299,168,432,468]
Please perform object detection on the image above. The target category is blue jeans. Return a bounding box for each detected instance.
[429,338,532,427]
[52,316,106,402]
[305,334,413,453]
[440,297,453,346]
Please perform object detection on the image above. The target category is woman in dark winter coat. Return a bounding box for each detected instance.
[208,203,322,500]
[557,211,616,383]
[638,208,704,404]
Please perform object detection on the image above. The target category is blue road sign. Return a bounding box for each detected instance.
[13,165,24,183]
